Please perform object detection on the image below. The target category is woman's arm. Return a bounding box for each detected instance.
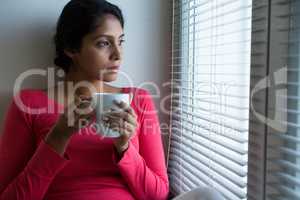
[0,91,70,200]
[112,89,169,200]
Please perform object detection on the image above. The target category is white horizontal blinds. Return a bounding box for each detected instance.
[265,0,300,200]
[247,0,270,200]
[168,0,192,195]
[167,0,184,196]
[167,0,252,199]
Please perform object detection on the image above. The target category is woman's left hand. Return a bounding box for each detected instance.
[102,100,138,155]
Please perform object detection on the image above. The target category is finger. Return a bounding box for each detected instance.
[78,95,92,101]
[102,113,122,124]
[106,114,136,128]
[123,106,137,118]
[76,109,95,122]
[77,101,92,111]
[107,120,123,129]
[75,99,94,115]
[106,119,124,132]
[111,127,132,140]
[74,95,92,108]
[109,119,135,132]
[124,113,137,126]
[113,100,129,110]
[108,106,136,119]
[63,96,93,125]
[105,111,137,126]
[74,95,81,106]
[77,96,92,107]
[74,103,95,125]
[109,121,136,135]
[113,104,137,120]
[123,121,135,132]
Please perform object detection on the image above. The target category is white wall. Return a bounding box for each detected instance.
[0,0,172,149]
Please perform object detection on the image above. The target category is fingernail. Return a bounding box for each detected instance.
[80,95,90,100]
[102,116,109,121]
[114,100,122,104]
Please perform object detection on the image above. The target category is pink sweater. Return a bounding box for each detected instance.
[0,87,169,200]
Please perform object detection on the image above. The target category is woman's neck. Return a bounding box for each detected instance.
[62,69,121,96]
[64,69,104,93]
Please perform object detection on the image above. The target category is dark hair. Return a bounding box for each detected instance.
[54,0,124,73]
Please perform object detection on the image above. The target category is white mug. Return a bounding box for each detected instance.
[92,93,131,138]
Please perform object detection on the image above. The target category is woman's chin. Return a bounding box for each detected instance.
[96,73,118,81]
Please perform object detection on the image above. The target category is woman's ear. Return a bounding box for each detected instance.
[64,49,77,59]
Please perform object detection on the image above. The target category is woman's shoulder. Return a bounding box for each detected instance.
[15,88,48,101]
[125,87,153,100]
[124,86,150,94]
[16,88,46,96]
[126,87,156,112]
[12,88,53,111]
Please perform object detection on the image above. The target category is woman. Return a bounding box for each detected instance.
[0,0,169,199]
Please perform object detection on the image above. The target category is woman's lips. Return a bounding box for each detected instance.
[105,66,120,73]
[107,66,120,70]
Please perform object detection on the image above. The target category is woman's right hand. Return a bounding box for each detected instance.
[45,95,95,156]
[54,95,95,137]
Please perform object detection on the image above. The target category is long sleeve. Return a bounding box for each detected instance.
[112,89,169,200]
[0,91,70,200]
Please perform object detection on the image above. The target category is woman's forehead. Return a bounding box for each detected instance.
[90,15,124,38]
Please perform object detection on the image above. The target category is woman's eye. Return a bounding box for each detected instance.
[96,41,110,48]
[119,39,125,46]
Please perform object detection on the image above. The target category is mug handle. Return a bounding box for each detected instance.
[129,93,133,105]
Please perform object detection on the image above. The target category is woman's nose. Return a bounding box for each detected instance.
[110,44,122,61]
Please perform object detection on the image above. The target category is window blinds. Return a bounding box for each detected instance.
[263,0,300,200]
[167,0,252,199]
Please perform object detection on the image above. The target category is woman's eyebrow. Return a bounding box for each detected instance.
[93,33,125,40]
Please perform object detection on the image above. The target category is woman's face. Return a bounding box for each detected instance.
[67,14,124,82]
